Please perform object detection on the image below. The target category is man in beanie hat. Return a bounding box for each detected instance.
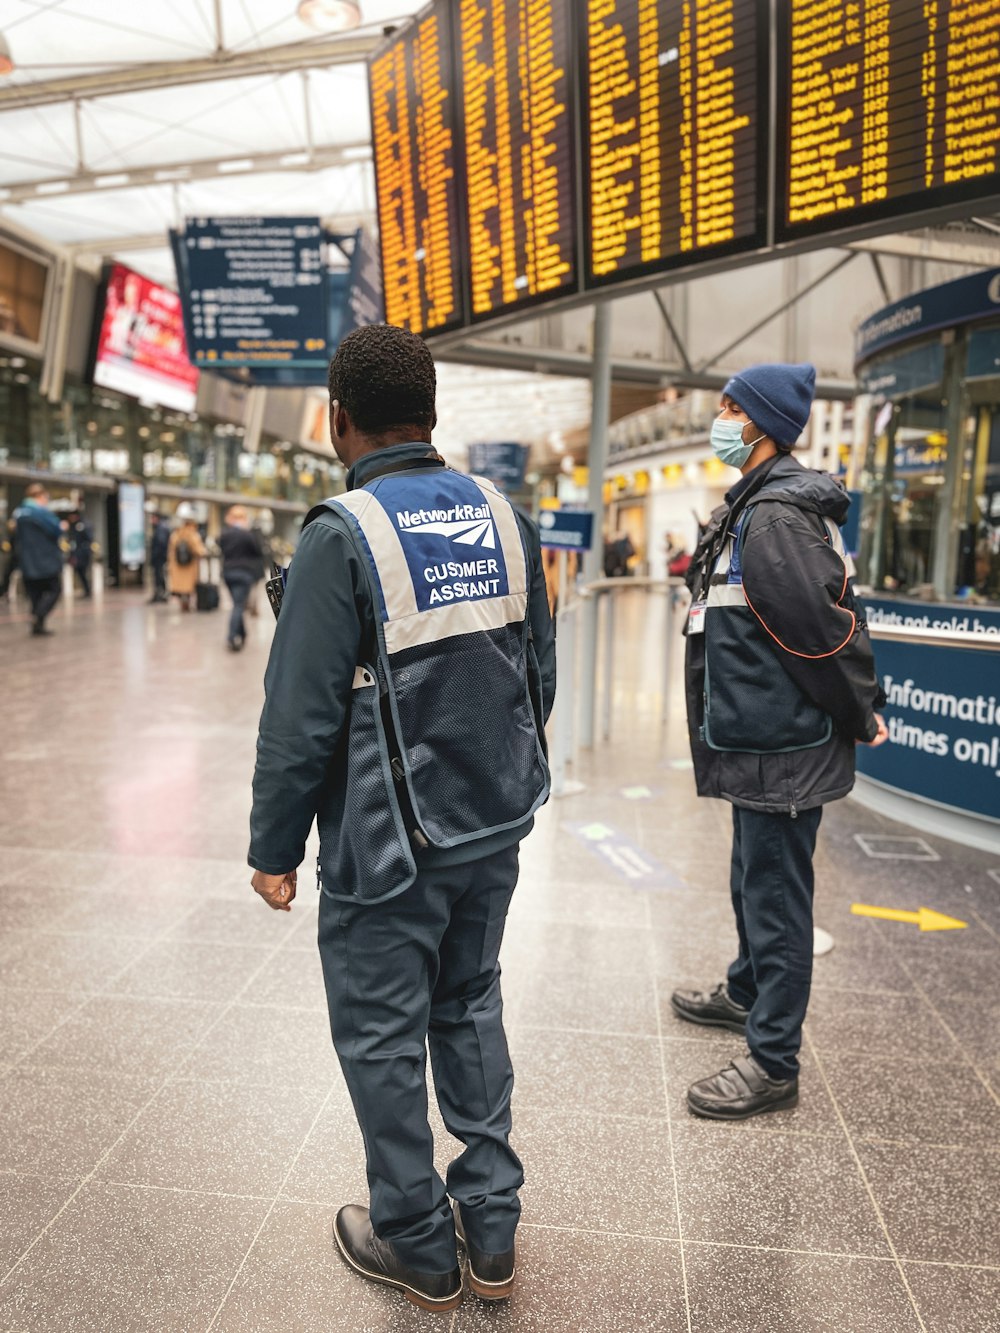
[672,362,887,1120]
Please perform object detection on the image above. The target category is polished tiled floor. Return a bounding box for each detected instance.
[1,587,999,1332]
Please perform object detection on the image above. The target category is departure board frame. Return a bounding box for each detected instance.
[367,0,468,339]
[579,0,771,293]
[454,0,583,327]
[774,1,1000,246]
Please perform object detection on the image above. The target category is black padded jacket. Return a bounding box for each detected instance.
[684,453,883,815]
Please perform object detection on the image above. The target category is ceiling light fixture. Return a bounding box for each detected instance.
[0,33,13,77]
[297,0,361,33]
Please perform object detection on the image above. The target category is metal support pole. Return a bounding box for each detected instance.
[551,605,582,797]
[601,591,615,742]
[580,301,613,748]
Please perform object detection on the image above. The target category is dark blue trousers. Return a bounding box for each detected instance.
[725,804,823,1081]
[318,844,522,1274]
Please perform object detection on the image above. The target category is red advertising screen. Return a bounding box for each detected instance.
[93,264,199,411]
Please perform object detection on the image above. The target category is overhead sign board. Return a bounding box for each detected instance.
[368,0,464,336]
[467,442,530,491]
[538,508,595,552]
[178,217,328,371]
[582,0,767,289]
[776,1,1000,244]
[855,268,1000,365]
[458,0,577,321]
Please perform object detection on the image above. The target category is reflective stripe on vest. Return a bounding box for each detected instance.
[328,470,528,654]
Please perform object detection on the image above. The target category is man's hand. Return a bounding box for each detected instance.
[861,713,889,748]
[252,868,298,912]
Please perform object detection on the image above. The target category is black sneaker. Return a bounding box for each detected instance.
[670,982,749,1033]
[332,1205,462,1312]
[453,1202,516,1301]
[687,1053,798,1121]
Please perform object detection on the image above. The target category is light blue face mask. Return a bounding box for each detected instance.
[710,418,764,469]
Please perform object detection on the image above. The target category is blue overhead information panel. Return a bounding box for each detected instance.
[180,217,328,371]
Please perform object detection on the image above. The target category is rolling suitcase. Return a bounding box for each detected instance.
[196,555,220,612]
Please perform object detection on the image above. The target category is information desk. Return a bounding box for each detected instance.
[369,0,464,335]
[583,0,766,286]
[856,597,1000,846]
[777,0,1000,240]
[458,0,577,321]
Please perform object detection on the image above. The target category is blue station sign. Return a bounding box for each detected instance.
[178,217,328,371]
[537,508,595,552]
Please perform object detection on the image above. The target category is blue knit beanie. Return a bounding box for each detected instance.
[722,362,816,449]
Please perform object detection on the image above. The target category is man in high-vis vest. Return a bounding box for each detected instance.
[249,324,556,1312]
[673,363,887,1121]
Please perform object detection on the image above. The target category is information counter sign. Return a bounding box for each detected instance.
[369,0,464,336]
[457,0,578,322]
[582,0,767,288]
[776,0,1000,243]
[180,217,327,370]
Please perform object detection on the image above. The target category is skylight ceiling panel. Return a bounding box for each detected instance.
[83,74,310,172]
[2,0,215,79]
[306,64,370,145]
[178,161,372,218]
[0,103,79,184]
[11,183,177,244]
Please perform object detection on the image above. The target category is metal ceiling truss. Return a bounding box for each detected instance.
[0,141,371,203]
[0,33,381,111]
[435,340,857,401]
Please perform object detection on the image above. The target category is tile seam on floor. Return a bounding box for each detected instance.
[98,1179,275,1203]
[802,1028,929,1333]
[969,907,1000,946]
[649,905,693,1333]
[203,1084,335,1333]
[7,898,204,1074]
[0,923,293,1291]
[892,950,1000,1114]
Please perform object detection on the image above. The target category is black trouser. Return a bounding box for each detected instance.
[725,804,823,1081]
[152,560,167,599]
[318,845,523,1274]
[73,561,91,597]
[223,569,255,643]
[23,575,62,627]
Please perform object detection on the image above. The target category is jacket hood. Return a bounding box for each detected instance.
[751,454,850,524]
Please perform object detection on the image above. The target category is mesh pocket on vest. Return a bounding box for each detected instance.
[320,670,414,902]
[390,624,547,846]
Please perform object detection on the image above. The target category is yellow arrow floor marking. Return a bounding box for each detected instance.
[851,904,968,932]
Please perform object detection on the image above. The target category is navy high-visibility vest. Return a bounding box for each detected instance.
[702,505,852,755]
[316,466,550,904]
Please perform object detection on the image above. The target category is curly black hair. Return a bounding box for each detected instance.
[328,324,437,438]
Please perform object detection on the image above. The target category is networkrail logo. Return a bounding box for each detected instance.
[396,504,497,550]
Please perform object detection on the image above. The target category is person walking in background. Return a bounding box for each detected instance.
[66,509,95,599]
[249,324,555,1312]
[148,512,170,603]
[218,504,263,651]
[0,515,17,599]
[14,483,65,636]
[673,362,888,1121]
[167,509,206,612]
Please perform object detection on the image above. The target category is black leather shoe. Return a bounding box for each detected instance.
[332,1205,462,1312]
[671,982,749,1033]
[687,1053,798,1120]
[453,1202,516,1301]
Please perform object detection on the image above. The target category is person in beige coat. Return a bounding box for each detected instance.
[167,516,206,611]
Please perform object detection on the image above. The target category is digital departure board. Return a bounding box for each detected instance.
[583,0,766,287]
[457,0,578,322]
[777,0,1000,242]
[369,2,464,335]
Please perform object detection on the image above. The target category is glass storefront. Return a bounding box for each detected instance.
[0,359,343,512]
[854,273,1000,608]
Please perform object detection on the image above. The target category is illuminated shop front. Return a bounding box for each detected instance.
[852,268,1000,847]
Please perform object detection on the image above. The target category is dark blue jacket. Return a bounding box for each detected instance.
[249,442,556,882]
[150,523,170,567]
[68,518,94,567]
[14,502,63,581]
